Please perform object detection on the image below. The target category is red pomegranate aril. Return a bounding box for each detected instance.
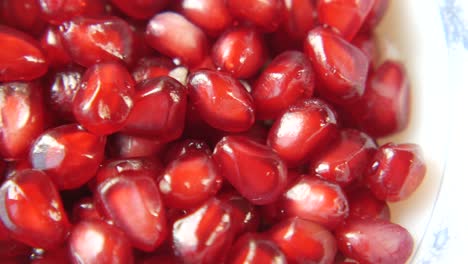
[362,0,389,31]
[132,56,175,83]
[317,0,375,40]
[304,27,369,104]
[29,124,106,190]
[107,133,166,158]
[73,62,135,135]
[110,0,168,19]
[59,16,135,67]
[277,175,349,229]
[365,143,426,202]
[226,0,285,32]
[310,129,377,186]
[268,217,337,264]
[252,51,315,120]
[172,198,235,263]
[0,0,45,36]
[218,191,260,236]
[0,81,45,160]
[69,220,134,264]
[188,70,255,132]
[72,197,103,223]
[279,0,317,42]
[146,12,208,67]
[227,233,287,264]
[178,0,233,36]
[213,136,288,205]
[347,187,390,220]
[123,76,187,141]
[95,174,167,251]
[0,26,48,82]
[139,253,181,264]
[267,98,339,167]
[0,237,30,259]
[212,27,267,79]
[335,218,413,264]
[31,246,70,264]
[95,157,163,186]
[351,31,379,69]
[345,60,410,137]
[39,27,72,69]
[163,139,212,164]
[0,170,70,249]
[38,0,105,25]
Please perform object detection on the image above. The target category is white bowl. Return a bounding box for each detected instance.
[377,0,468,262]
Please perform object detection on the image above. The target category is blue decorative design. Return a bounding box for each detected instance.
[439,0,468,48]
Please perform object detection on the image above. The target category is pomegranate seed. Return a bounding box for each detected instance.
[159,150,222,209]
[110,0,168,19]
[95,174,167,251]
[145,12,209,67]
[38,0,105,25]
[107,133,166,158]
[268,217,337,264]
[29,124,106,190]
[123,76,187,141]
[335,218,413,264]
[304,27,369,104]
[226,0,285,32]
[317,0,375,40]
[310,129,377,186]
[351,31,379,69]
[227,233,287,264]
[365,143,426,202]
[3,159,32,181]
[178,0,233,36]
[72,62,135,135]
[252,51,315,120]
[212,27,267,79]
[347,187,390,220]
[139,253,180,264]
[277,175,349,229]
[188,70,255,132]
[39,27,72,69]
[172,198,235,263]
[0,26,48,82]
[72,197,104,223]
[0,238,30,259]
[163,139,212,164]
[279,0,317,42]
[362,0,389,31]
[0,170,70,249]
[0,81,45,160]
[345,60,410,137]
[218,191,260,236]
[132,56,175,84]
[59,16,135,67]
[31,246,70,264]
[213,136,288,205]
[0,0,45,36]
[267,98,339,167]
[69,220,134,264]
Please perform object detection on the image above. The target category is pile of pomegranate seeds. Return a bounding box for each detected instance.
[0,0,426,263]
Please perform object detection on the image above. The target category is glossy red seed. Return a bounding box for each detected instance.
[226,0,285,32]
[29,124,106,190]
[69,220,134,264]
[365,143,426,202]
[59,17,135,67]
[304,27,369,104]
[72,197,103,223]
[0,237,30,259]
[107,133,166,158]
[0,82,45,160]
[112,0,169,19]
[277,175,349,229]
[335,219,413,264]
[123,76,187,141]
[267,98,339,167]
[163,139,212,164]
[0,0,45,36]
[38,0,105,25]
[178,0,233,36]
[172,198,235,263]
[0,170,69,249]
[0,26,48,82]
[188,70,255,132]
[310,129,377,186]
[228,233,287,264]
[132,56,175,84]
[73,62,135,135]
[212,27,266,79]
[252,51,315,120]
[39,27,72,69]
[345,61,410,137]
[351,31,379,68]
[280,0,317,42]
[317,0,375,40]
[31,246,70,264]
[146,12,208,67]
[96,174,167,251]
[218,191,260,236]
[347,187,390,220]
[139,253,180,264]
[362,0,389,31]
[268,217,337,264]
[213,136,288,205]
